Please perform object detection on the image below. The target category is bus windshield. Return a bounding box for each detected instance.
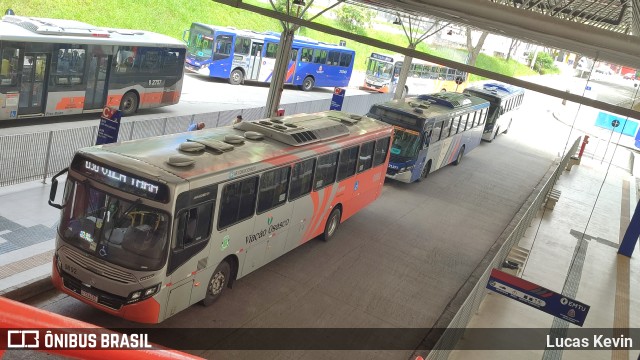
[59,179,169,271]
[188,26,215,60]
[390,128,422,160]
[366,58,393,80]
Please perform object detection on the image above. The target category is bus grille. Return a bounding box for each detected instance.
[61,271,126,310]
[61,247,137,284]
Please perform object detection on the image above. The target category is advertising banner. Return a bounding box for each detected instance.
[330,88,346,111]
[96,107,122,145]
[487,268,590,326]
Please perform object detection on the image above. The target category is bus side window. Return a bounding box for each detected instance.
[301,48,312,62]
[461,114,469,131]
[373,137,391,167]
[327,51,340,66]
[290,158,316,200]
[314,50,327,64]
[257,166,290,213]
[339,52,353,67]
[218,176,258,230]
[450,116,459,135]
[431,121,443,143]
[314,152,339,190]
[337,146,359,181]
[443,118,453,138]
[470,112,477,128]
[175,203,214,250]
[357,141,375,173]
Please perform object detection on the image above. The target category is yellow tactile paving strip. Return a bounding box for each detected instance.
[612,179,630,360]
[0,250,54,280]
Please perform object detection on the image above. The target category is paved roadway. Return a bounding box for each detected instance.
[5,87,600,360]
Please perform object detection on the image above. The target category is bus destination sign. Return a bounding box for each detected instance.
[73,157,169,202]
[370,53,394,63]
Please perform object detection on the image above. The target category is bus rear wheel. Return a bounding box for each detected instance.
[119,91,139,116]
[453,146,465,165]
[201,260,231,306]
[301,76,315,91]
[322,207,341,241]
[229,69,244,85]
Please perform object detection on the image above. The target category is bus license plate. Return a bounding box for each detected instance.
[80,289,98,303]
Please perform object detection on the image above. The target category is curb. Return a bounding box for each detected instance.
[0,274,54,302]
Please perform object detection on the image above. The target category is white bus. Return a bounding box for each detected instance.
[463,82,525,141]
[0,15,185,120]
[48,110,393,323]
[360,52,467,97]
[367,92,489,183]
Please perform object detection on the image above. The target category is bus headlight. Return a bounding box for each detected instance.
[127,283,161,304]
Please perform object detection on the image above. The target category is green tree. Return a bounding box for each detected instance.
[529,52,559,74]
[335,4,373,33]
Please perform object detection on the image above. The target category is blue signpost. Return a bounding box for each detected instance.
[96,107,122,145]
[487,269,590,326]
[330,87,346,111]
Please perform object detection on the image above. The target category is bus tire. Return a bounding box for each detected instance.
[229,69,244,85]
[119,91,139,116]
[301,76,315,91]
[322,207,341,241]
[453,145,465,166]
[419,161,431,181]
[201,260,231,306]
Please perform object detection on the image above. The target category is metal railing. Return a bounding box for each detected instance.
[422,136,582,360]
[0,93,392,187]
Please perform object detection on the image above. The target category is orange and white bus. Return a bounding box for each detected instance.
[0,15,185,120]
[48,110,393,323]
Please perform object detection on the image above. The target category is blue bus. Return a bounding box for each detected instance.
[367,92,489,183]
[183,23,355,91]
[463,82,525,141]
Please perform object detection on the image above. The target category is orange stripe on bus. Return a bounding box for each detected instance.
[141,92,163,105]
[55,96,85,110]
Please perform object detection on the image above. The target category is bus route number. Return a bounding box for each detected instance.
[148,79,164,86]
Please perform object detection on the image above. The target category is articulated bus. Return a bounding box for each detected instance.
[463,82,525,141]
[184,23,355,91]
[48,110,393,323]
[0,15,186,120]
[360,52,467,97]
[367,92,489,183]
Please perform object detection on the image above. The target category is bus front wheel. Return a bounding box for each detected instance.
[418,161,431,181]
[322,207,341,241]
[119,91,139,116]
[301,76,315,91]
[201,260,231,306]
[229,69,244,85]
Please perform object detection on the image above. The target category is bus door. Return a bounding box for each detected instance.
[18,53,48,115]
[247,42,263,81]
[84,54,111,110]
[416,124,433,178]
[210,31,234,79]
[285,49,298,84]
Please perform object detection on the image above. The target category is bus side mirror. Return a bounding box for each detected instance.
[48,168,69,210]
[182,30,190,43]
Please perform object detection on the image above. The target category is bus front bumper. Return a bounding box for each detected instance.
[52,258,162,324]
[385,170,413,183]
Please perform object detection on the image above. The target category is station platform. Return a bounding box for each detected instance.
[445,153,640,360]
